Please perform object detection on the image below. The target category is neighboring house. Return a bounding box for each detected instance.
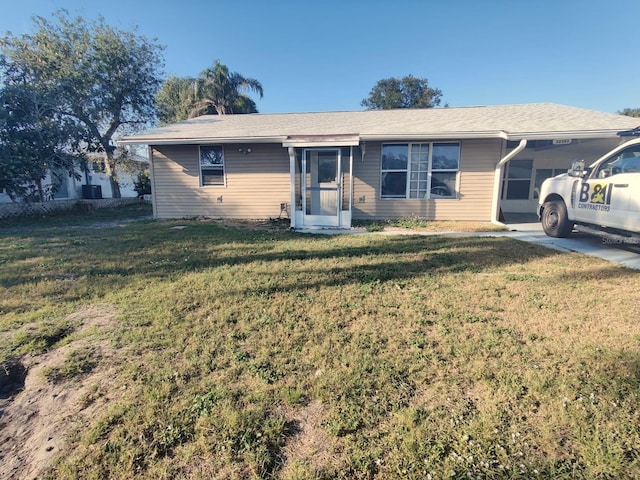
[118,103,640,228]
[0,155,148,203]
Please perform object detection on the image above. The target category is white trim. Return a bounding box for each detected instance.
[348,146,354,217]
[283,135,360,148]
[283,140,360,147]
[301,148,341,227]
[119,136,287,146]
[501,158,534,201]
[288,147,297,229]
[380,142,461,200]
[363,131,509,142]
[148,146,157,218]
[507,130,628,140]
[119,130,629,147]
[198,145,226,187]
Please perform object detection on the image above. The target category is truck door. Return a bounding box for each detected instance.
[573,144,640,230]
[614,155,640,232]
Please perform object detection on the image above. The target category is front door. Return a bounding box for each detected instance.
[302,149,340,227]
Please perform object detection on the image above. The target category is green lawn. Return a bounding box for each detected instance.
[1,205,639,479]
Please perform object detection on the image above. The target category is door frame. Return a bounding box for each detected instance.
[302,148,341,227]
[287,144,354,229]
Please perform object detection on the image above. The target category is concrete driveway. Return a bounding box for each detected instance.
[483,222,640,270]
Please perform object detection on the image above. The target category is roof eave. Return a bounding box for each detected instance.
[282,134,361,147]
[506,129,631,140]
[361,131,509,141]
[119,128,636,146]
[118,136,288,146]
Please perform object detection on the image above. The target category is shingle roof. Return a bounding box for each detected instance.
[119,103,640,145]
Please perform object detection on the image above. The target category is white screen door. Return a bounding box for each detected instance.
[302,149,340,227]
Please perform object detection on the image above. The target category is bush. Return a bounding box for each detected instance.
[133,170,151,197]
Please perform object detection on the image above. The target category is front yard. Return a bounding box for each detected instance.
[1,206,639,479]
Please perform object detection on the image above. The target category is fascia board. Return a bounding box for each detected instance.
[282,140,360,147]
[118,136,288,146]
[506,130,629,140]
[360,131,509,141]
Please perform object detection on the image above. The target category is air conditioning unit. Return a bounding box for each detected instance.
[82,185,103,199]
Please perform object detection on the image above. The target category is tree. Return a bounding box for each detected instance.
[190,60,263,117]
[155,76,197,125]
[0,10,165,198]
[156,60,263,124]
[619,108,640,118]
[361,75,443,110]
[0,69,81,202]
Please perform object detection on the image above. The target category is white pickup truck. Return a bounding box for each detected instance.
[537,138,640,240]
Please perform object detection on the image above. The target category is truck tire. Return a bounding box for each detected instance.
[541,200,573,237]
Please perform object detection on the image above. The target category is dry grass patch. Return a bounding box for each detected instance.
[1,212,639,479]
[0,304,120,480]
[278,400,339,478]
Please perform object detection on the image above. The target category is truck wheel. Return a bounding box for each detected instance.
[541,200,573,237]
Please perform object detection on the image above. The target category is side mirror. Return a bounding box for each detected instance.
[568,158,586,177]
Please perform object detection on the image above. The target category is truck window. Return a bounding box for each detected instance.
[595,144,640,178]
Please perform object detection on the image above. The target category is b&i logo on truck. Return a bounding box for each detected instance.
[578,182,612,211]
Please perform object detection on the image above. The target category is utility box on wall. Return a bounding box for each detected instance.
[82,185,103,199]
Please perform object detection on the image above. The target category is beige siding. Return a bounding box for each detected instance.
[151,139,504,222]
[352,139,503,221]
[150,144,290,219]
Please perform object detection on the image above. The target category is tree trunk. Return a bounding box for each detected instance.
[103,153,121,198]
[36,179,45,203]
[109,176,121,198]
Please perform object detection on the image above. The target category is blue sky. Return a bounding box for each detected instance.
[1,0,639,114]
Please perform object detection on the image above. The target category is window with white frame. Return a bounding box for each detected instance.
[381,142,459,199]
[200,145,225,186]
[501,159,532,200]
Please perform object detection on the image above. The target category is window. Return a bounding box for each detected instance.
[381,144,409,198]
[430,143,459,198]
[381,142,459,199]
[502,159,532,200]
[409,143,429,198]
[200,145,225,186]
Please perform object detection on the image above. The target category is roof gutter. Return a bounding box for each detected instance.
[117,136,288,146]
[118,129,628,146]
[506,129,629,140]
[361,131,509,141]
[491,138,527,225]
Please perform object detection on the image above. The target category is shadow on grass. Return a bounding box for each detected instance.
[1,219,637,296]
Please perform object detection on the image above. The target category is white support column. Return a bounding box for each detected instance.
[148,145,157,219]
[491,139,527,224]
[349,145,354,223]
[288,147,297,229]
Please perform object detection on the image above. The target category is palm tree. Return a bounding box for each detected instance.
[189,60,263,117]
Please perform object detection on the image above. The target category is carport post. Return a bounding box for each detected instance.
[288,147,297,229]
[491,139,527,224]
